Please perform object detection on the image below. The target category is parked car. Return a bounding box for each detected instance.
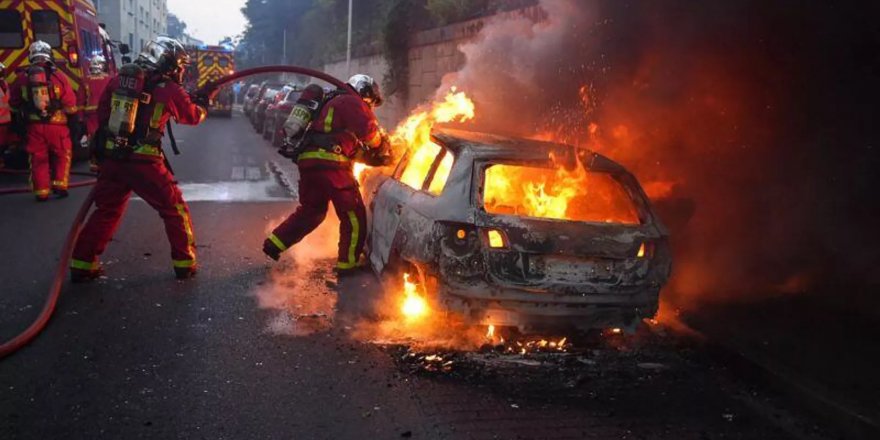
[367,129,672,333]
[251,88,280,131]
[241,84,260,117]
[263,86,303,146]
[246,81,283,121]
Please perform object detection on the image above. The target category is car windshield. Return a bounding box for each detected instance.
[483,163,641,225]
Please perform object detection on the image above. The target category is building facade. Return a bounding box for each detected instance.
[95,0,168,51]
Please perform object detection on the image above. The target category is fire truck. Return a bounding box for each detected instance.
[0,0,125,159]
[184,45,234,117]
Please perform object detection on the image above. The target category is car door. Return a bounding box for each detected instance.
[369,140,449,273]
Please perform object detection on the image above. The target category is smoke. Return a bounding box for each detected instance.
[252,213,340,336]
[438,0,880,308]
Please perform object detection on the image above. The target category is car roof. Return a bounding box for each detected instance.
[432,128,626,173]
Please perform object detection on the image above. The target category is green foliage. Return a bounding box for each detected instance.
[425,0,490,25]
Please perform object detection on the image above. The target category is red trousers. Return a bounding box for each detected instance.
[26,123,71,198]
[269,168,367,269]
[71,159,196,272]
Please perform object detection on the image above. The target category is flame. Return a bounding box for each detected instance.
[353,163,368,181]
[391,88,475,190]
[400,273,428,321]
[483,159,640,224]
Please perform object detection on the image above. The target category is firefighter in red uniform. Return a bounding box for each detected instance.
[0,62,12,167]
[264,75,392,274]
[70,37,208,282]
[9,41,79,200]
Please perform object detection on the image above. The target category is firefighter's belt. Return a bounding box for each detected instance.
[105,139,163,159]
[27,112,68,124]
[297,148,351,163]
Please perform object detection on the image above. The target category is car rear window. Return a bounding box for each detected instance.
[0,11,24,48]
[32,10,61,47]
[483,164,641,225]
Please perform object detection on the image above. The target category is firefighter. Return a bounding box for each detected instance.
[84,55,110,139]
[9,41,79,200]
[70,37,209,282]
[264,75,393,274]
[0,62,11,167]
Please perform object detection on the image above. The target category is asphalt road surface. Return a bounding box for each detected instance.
[0,112,842,439]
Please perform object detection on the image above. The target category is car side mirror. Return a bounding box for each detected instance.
[119,44,131,55]
[122,56,132,64]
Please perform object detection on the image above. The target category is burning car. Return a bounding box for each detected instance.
[368,129,671,332]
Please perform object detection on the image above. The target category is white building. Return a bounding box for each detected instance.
[95,0,168,51]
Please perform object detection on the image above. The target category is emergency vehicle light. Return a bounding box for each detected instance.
[68,46,79,67]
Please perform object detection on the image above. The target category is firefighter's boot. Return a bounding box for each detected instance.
[70,266,104,283]
[262,238,282,261]
[174,266,198,280]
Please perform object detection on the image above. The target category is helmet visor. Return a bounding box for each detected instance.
[138,40,168,66]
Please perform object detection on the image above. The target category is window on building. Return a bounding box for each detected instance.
[0,11,24,48]
[32,10,62,47]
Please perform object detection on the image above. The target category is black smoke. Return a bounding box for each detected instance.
[441,0,880,308]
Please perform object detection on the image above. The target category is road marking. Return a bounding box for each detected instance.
[231,166,245,180]
[246,166,262,181]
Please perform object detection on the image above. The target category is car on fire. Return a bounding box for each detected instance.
[367,129,671,332]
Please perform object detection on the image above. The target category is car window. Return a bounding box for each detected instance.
[32,10,61,47]
[426,151,454,195]
[483,164,641,224]
[0,11,23,48]
[399,140,445,191]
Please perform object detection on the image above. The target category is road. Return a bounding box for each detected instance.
[0,112,840,439]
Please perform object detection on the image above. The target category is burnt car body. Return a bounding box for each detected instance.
[367,129,671,332]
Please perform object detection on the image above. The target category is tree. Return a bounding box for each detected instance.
[167,13,187,40]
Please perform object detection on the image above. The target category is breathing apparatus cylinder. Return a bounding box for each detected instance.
[107,63,147,144]
[26,65,51,118]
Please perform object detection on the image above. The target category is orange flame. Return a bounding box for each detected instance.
[400,273,429,321]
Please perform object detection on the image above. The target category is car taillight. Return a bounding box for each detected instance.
[485,229,508,249]
[636,242,655,259]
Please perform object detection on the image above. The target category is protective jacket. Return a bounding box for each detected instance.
[98,74,206,160]
[296,91,384,170]
[10,67,77,125]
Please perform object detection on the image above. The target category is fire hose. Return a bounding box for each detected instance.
[0,169,98,196]
[0,66,350,359]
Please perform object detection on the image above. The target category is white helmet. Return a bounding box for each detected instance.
[347,74,383,107]
[28,41,53,64]
[89,55,107,75]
